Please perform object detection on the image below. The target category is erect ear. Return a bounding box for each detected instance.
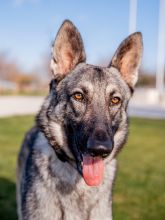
[109,32,143,90]
[50,20,86,81]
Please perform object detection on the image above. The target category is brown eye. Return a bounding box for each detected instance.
[111,97,121,105]
[73,93,84,102]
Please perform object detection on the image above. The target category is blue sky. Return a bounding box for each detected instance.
[0,0,161,73]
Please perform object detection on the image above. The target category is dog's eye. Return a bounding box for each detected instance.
[72,93,84,102]
[110,97,121,105]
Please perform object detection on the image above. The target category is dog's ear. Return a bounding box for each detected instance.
[51,20,86,81]
[109,32,143,90]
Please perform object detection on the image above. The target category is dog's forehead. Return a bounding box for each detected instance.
[66,64,129,95]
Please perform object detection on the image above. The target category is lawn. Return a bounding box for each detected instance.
[0,116,165,220]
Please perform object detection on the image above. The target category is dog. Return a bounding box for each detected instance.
[17,20,143,220]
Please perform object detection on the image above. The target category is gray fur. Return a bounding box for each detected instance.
[17,20,143,220]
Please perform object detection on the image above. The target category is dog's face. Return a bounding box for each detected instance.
[37,20,143,186]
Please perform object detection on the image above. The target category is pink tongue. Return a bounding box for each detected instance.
[82,155,104,186]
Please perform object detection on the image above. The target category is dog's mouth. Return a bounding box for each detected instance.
[82,154,104,186]
[75,151,109,187]
[66,125,113,187]
[75,139,113,186]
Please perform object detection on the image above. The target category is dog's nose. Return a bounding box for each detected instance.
[87,129,113,157]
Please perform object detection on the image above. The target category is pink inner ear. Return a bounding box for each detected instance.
[120,50,139,86]
[58,49,74,75]
[120,52,133,77]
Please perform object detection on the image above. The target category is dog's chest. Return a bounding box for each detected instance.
[40,172,115,220]
[55,181,113,220]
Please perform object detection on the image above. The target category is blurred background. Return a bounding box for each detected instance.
[0,0,165,219]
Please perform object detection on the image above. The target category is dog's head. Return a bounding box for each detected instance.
[37,20,143,186]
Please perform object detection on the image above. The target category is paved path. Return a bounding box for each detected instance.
[128,105,165,119]
[0,96,165,119]
[0,96,44,117]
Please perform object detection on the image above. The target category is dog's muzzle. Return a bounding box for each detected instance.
[86,128,114,158]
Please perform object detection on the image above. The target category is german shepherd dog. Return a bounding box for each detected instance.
[17,20,143,220]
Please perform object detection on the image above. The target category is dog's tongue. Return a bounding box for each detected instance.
[82,155,104,186]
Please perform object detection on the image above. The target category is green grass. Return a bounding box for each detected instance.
[0,116,34,220]
[0,116,165,219]
[113,118,165,220]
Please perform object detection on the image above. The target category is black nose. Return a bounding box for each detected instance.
[87,129,113,157]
